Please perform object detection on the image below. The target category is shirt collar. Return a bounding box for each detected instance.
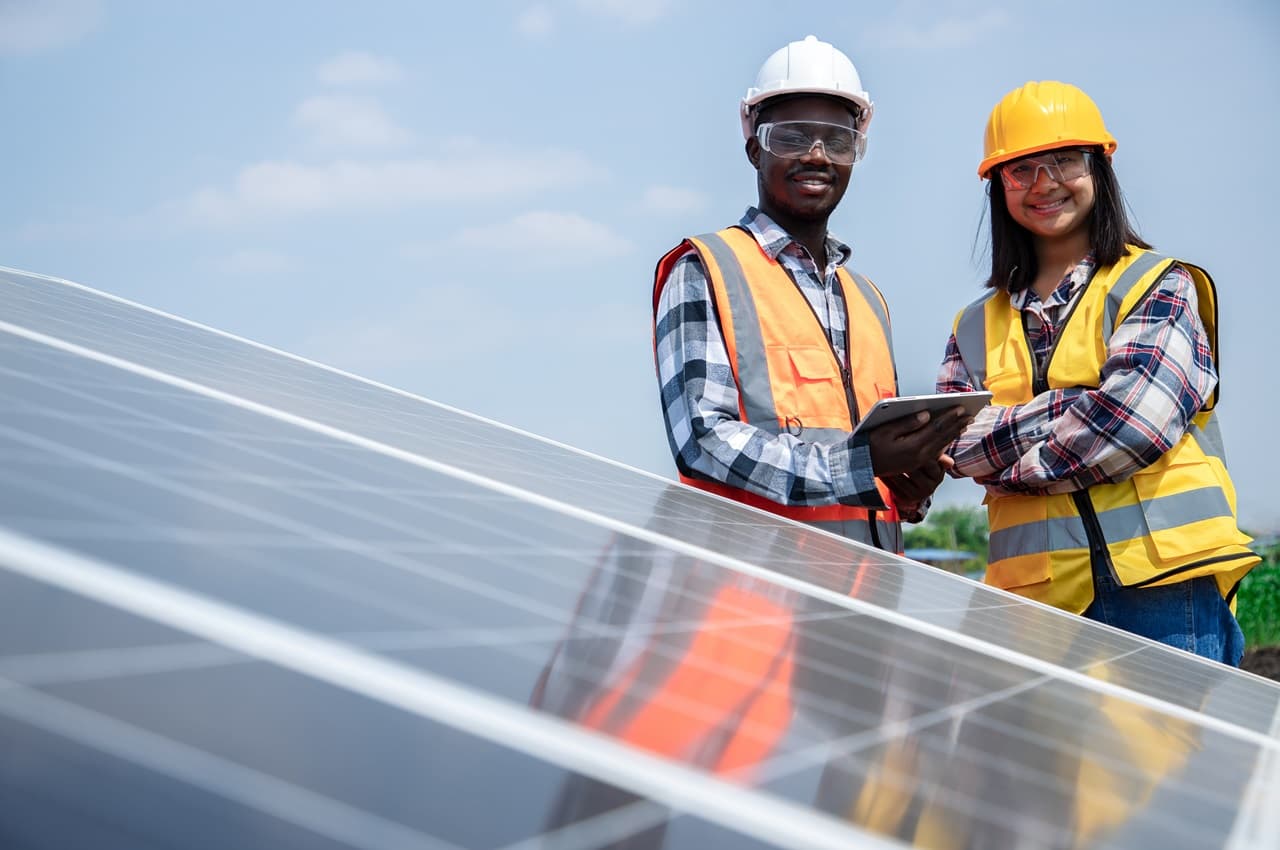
[1010,253,1097,310]
[739,207,853,268]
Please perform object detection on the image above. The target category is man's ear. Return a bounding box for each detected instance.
[745,137,762,170]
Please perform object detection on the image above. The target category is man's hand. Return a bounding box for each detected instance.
[867,407,971,479]
[883,460,946,504]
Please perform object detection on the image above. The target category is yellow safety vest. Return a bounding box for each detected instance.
[653,226,903,551]
[951,248,1258,613]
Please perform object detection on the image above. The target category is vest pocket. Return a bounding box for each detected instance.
[1130,460,1250,563]
[773,345,845,425]
[984,493,1053,590]
[982,366,1027,407]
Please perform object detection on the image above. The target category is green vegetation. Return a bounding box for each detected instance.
[904,506,988,575]
[1236,543,1280,649]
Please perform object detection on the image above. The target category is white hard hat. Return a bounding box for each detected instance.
[740,35,873,141]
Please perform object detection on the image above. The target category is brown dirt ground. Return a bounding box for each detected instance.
[1240,645,1280,681]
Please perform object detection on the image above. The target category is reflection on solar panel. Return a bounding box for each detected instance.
[0,264,1278,850]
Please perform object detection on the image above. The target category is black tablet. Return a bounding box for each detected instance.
[851,391,993,437]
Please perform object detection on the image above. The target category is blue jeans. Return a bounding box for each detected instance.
[1084,569,1245,666]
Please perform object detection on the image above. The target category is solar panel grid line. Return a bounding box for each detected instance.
[900,701,1236,819]
[0,529,907,850]
[1,398,615,588]
[0,677,458,850]
[0,266,659,486]
[5,606,859,689]
[2,638,820,850]
[494,797,676,850]
[538,576,1161,789]
[809,691,1256,850]
[2,333,663,573]
[1,641,246,687]
[2,316,1278,754]
[1226,703,1280,848]
[756,675,1264,847]
[4,611,908,796]
[709,664,1056,790]
[0,418,615,635]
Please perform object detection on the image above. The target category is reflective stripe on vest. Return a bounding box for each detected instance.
[653,227,903,550]
[951,248,1257,612]
[1102,249,1167,341]
[990,486,1235,560]
[953,289,996,389]
[693,231,782,431]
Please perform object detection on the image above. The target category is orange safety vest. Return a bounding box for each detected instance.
[653,226,903,551]
[575,583,796,778]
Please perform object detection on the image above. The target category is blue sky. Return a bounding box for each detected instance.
[3,0,1279,528]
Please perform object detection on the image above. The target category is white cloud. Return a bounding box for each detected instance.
[214,250,296,276]
[639,185,707,215]
[516,4,555,37]
[316,50,403,86]
[0,0,101,55]
[868,8,1009,49]
[444,210,633,265]
[294,94,411,149]
[175,148,605,226]
[575,0,673,25]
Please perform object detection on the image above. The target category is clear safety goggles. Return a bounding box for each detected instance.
[999,149,1092,191]
[755,120,867,165]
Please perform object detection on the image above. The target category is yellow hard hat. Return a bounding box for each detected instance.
[978,81,1117,179]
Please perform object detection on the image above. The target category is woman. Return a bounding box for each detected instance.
[937,81,1258,665]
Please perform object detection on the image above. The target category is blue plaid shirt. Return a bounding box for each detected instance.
[654,208,887,509]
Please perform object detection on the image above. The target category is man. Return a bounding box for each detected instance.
[652,35,968,553]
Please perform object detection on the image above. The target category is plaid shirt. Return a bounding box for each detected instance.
[654,208,886,509]
[936,255,1217,496]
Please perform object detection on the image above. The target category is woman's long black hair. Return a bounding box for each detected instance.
[985,148,1150,292]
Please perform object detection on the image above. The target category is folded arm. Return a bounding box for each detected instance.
[937,266,1215,496]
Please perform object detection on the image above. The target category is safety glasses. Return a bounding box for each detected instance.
[999,149,1092,191]
[755,120,866,165]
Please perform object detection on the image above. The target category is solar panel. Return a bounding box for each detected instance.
[0,265,1277,849]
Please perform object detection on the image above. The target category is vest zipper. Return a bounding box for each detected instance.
[1130,551,1260,589]
[825,271,886,549]
[867,515,883,550]
[781,265,860,422]
[1021,273,1119,582]
[783,265,886,550]
[1070,490,1121,583]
